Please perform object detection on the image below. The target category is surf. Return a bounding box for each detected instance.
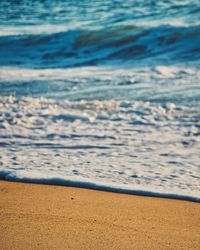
[0,24,199,68]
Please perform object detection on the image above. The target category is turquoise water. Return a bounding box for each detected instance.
[0,0,200,201]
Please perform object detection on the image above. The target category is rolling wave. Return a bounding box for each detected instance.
[0,24,199,68]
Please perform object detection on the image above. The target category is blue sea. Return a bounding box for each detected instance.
[0,0,200,201]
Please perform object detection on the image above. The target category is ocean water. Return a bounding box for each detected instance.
[0,0,200,201]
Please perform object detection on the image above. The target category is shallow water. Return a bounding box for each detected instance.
[0,0,200,201]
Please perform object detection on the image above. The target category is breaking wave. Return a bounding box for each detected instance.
[0,24,199,68]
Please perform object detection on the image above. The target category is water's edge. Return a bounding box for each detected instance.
[1,170,199,203]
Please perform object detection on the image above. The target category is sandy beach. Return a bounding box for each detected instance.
[0,180,199,250]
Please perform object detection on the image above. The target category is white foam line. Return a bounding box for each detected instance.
[0,169,199,203]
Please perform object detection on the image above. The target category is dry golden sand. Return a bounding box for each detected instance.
[0,181,200,250]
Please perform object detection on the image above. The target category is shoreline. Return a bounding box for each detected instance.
[1,171,199,203]
[0,180,200,249]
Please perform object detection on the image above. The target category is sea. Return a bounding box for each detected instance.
[0,0,200,202]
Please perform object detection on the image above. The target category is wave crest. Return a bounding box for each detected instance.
[0,25,199,68]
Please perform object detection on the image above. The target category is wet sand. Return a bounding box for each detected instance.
[0,180,200,249]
